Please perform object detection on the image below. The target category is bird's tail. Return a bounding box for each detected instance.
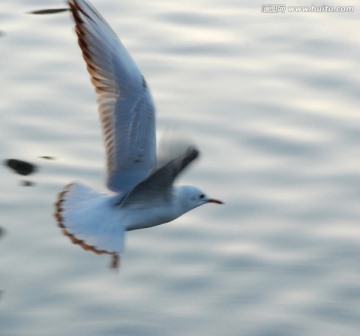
[54,183,125,268]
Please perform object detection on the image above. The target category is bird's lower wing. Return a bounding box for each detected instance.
[121,147,200,206]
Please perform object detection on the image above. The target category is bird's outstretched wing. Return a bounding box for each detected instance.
[121,147,200,206]
[68,0,156,193]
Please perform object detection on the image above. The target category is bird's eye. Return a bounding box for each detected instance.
[199,194,205,199]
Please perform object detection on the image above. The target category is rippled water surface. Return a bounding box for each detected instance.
[1,0,360,335]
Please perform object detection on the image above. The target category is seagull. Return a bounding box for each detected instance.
[55,0,223,269]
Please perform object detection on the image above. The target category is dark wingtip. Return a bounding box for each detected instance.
[187,146,200,161]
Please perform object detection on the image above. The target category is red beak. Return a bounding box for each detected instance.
[207,198,224,204]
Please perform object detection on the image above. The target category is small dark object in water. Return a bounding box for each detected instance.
[4,159,37,176]
[0,226,4,238]
[39,155,56,160]
[21,180,35,187]
[28,8,69,15]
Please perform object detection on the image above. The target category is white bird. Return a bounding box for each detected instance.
[55,0,223,269]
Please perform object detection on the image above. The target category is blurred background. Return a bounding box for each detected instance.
[1,0,360,335]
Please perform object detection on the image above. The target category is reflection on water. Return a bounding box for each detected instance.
[4,159,37,176]
[28,8,69,15]
[38,156,56,160]
[3,157,55,187]
[20,180,35,187]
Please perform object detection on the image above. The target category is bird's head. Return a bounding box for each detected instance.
[176,185,223,213]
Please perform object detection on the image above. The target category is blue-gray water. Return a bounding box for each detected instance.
[1,1,360,335]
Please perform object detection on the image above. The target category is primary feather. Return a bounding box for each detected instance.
[69,0,156,193]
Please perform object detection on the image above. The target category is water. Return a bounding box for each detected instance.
[1,0,360,335]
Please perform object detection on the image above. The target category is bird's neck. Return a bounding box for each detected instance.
[171,186,192,217]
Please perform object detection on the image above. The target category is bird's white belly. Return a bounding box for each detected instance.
[123,205,177,231]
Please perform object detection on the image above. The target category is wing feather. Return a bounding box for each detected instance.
[121,147,200,206]
[68,0,156,193]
